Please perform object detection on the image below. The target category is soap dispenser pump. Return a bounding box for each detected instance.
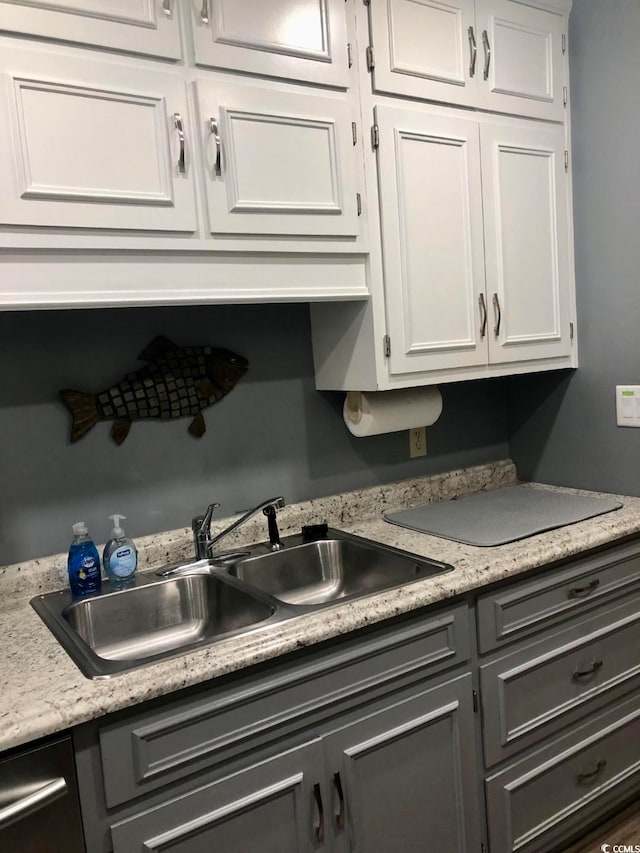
[103,514,137,584]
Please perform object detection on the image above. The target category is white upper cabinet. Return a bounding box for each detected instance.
[191,0,350,88]
[369,0,567,120]
[481,119,572,363]
[195,78,360,238]
[0,45,197,232]
[0,0,181,60]
[373,104,572,379]
[376,105,488,375]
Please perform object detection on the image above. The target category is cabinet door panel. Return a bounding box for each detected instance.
[370,0,477,106]
[0,47,197,231]
[326,674,482,853]
[192,0,349,87]
[376,105,487,376]
[476,0,566,120]
[196,79,359,237]
[111,740,326,853]
[326,675,480,853]
[0,0,181,59]
[481,120,571,364]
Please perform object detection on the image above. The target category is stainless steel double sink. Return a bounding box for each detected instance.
[31,531,453,679]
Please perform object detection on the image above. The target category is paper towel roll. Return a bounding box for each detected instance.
[343,388,443,437]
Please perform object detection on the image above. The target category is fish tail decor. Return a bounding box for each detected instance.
[61,336,248,446]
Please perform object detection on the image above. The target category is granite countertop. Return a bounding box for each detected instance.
[2,459,640,754]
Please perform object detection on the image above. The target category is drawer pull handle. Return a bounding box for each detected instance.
[572,659,603,681]
[577,759,607,784]
[162,0,171,15]
[567,579,600,599]
[334,772,345,830]
[173,113,186,175]
[200,0,209,24]
[313,782,325,843]
[492,292,501,337]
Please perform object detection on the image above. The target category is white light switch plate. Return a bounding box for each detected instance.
[616,385,640,426]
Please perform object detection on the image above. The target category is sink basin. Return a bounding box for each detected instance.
[32,532,453,679]
[32,573,275,679]
[228,537,452,606]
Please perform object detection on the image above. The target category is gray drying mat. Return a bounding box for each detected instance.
[384,485,623,547]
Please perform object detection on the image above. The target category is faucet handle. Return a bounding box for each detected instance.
[193,502,220,537]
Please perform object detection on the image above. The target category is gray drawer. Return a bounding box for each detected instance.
[477,539,640,653]
[486,691,640,853]
[99,602,470,808]
[480,596,640,765]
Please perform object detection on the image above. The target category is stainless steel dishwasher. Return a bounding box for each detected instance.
[0,735,85,852]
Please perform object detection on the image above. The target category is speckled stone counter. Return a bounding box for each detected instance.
[2,459,640,754]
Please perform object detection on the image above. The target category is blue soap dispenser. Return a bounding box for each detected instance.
[68,521,102,597]
[103,515,138,585]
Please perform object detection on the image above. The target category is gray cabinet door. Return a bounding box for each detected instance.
[110,739,327,853]
[325,673,482,853]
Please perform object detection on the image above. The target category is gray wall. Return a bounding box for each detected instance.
[508,0,640,494]
[1,305,508,565]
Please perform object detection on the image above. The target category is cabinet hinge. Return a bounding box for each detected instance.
[481,844,487,853]
[356,192,362,216]
[352,121,358,146]
[347,42,353,68]
[363,0,370,6]
[383,335,391,357]
[366,45,375,71]
[564,150,569,171]
[563,86,568,107]
[570,321,574,340]
[371,123,380,149]
[473,689,479,713]
[562,33,567,54]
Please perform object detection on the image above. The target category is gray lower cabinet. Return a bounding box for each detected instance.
[477,539,640,852]
[75,602,483,852]
[108,674,480,853]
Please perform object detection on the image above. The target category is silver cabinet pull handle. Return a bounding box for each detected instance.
[479,292,487,338]
[201,0,209,23]
[567,579,600,599]
[468,26,477,77]
[334,772,346,830]
[209,117,221,176]
[173,113,186,174]
[492,292,501,337]
[572,659,603,682]
[577,760,607,785]
[162,0,171,15]
[0,777,67,830]
[313,783,325,843]
[482,29,491,80]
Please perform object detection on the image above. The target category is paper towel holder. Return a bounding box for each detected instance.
[343,387,443,438]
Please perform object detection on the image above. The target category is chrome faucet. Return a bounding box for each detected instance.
[192,496,286,559]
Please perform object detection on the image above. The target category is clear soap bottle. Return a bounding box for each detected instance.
[103,515,137,586]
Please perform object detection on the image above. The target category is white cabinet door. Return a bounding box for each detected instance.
[376,105,488,376]
[196,78,360,238]
[370,0,478,107]
[481,119,572,364]
[0,46,197,232]
[192,0,350,88]
[475,0,566,121]
[0,0,181,59]
[369,0,566,121]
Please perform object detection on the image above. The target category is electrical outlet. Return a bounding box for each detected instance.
[409,427,427,458]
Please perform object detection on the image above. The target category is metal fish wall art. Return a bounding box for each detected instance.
[61,336,248,445]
